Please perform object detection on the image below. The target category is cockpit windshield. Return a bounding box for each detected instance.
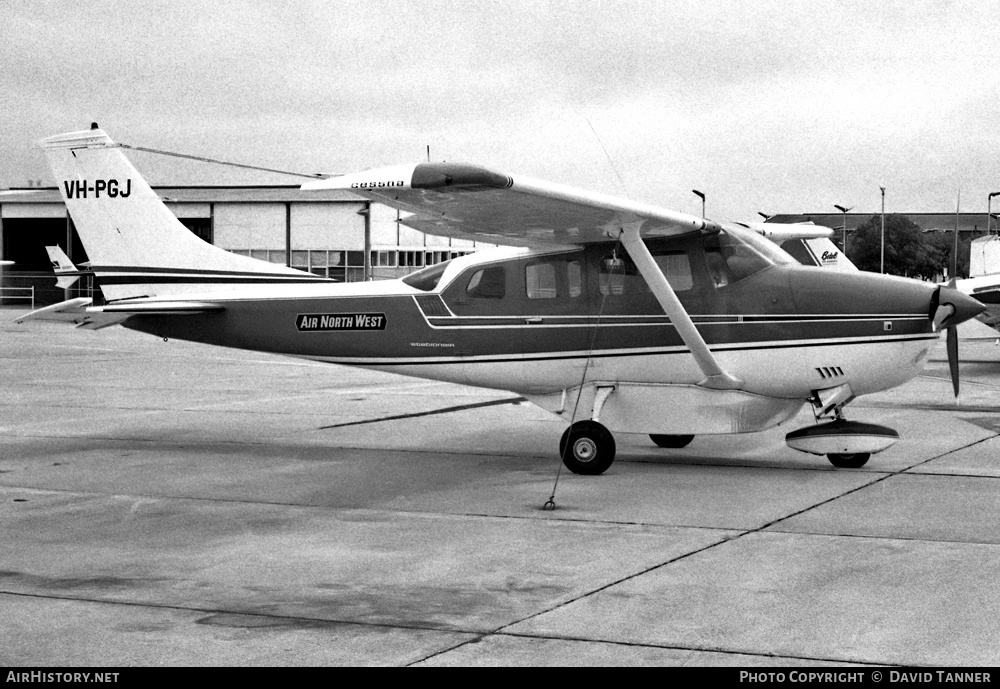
[704,225,796,285]
[401,259,453,291]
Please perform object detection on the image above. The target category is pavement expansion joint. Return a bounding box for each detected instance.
[486,631,896,667]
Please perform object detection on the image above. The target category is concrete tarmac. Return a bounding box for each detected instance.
[2,310,999,666]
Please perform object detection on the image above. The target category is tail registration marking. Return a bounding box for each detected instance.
[63,179,132,199]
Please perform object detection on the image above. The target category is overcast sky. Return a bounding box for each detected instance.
[3,0,999,221]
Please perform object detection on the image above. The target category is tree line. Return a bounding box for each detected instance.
[845,214,975,280]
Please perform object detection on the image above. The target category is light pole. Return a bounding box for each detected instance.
[989,192,1000,235]
[879,186,886,274]
[834,204,853,253]
[692,189,705,219]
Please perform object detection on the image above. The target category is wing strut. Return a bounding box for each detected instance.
[619,226,743,390]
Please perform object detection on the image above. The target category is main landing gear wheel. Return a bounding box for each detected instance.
[649,434,694,449]
[827,453,870,468]
[560,420,616,475]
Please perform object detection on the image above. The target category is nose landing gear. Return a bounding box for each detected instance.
[786,388,899,468]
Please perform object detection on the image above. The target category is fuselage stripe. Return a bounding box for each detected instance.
[300,333,938,366]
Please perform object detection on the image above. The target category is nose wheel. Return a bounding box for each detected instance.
[559,420,616,475]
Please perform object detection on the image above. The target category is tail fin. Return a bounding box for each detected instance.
[40,127,324,301]
[45,246,80,289]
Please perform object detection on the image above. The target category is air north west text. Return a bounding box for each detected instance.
[296,313,387,332]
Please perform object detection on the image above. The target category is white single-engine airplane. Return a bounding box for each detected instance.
[18,126,984,474]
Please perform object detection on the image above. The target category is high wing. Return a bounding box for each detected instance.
[302,162,717,247]
[731,220,833,242]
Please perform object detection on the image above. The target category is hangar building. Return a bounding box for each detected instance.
[0,185,487,307]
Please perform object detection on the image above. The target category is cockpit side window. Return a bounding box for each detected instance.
[703,226,794,286]
[466,265,506,299]
[705,249,731,287]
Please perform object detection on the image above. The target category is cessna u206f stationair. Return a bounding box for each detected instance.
[19,127,984,474]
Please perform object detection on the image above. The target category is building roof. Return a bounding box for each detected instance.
[0,185,364,204]
[768,212,998,233]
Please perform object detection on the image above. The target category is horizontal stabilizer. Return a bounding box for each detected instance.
[14,297,125,330]
[15,298,224,329]
[45,245,81,289]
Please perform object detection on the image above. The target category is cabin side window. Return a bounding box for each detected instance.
[466,266,506,299]
[654,252,693,291]
[524,259,582,300]
[568,260,582,297]
[526,262,557,299]
[599,249,692,295]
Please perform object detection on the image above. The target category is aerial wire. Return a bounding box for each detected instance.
[113,142,328,179]
[544,232,622,511]
[544,119,634,510]
[585,117,628,193]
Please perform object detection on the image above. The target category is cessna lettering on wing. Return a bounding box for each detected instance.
[351,181,405,189]
[63,179,132,199]
[296,313,387,332]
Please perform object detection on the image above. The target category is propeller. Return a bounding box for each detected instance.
[930,192,985,398]
[947,322,960,397]
[930,285,981,397]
